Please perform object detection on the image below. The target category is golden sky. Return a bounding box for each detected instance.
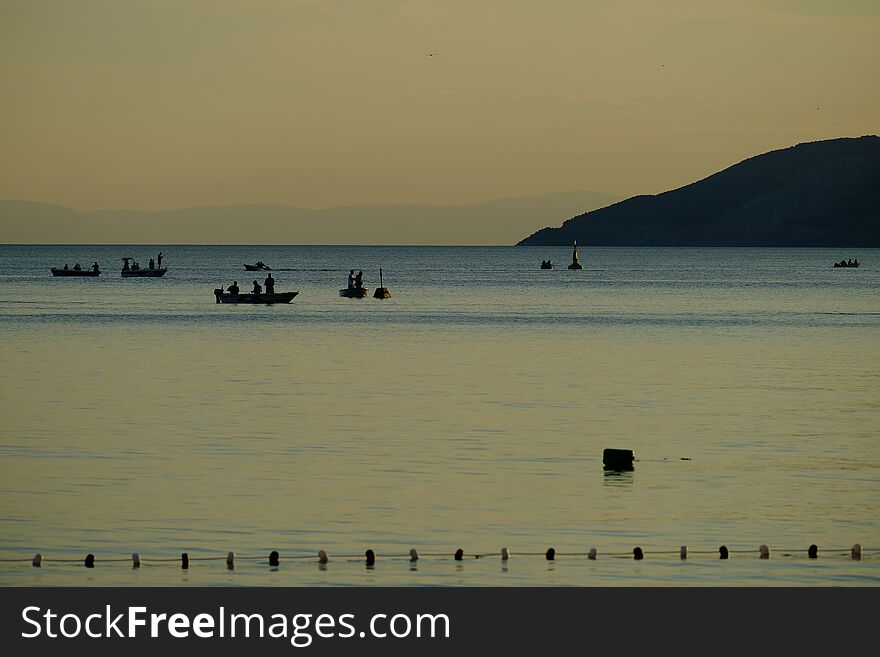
[1,0,878,213]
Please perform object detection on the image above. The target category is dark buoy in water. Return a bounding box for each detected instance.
[365,549,375,566]
[373,267,391,299]
[808,544,818,559]
[454,548,464,561]
[567,240,584,269]
[546,548,556,561]
[269,550,280,567]
[85,553,95,568]
[603,448,635,471]
[719,545,729,560]
[633,547,644,560]
[181,553,189,570]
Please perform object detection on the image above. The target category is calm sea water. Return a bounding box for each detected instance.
[0,245,878,586]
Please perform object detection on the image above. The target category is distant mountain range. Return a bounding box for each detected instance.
[0,191,619,246]
[518,136,880,247]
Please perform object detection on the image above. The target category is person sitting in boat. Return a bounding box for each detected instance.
[132,261,140,271]
[355,271,364,289]
[252,280,262,295]
[265,273,275,294]
[347,270,355,289]
[92,262,99,272]
[122,259,130,271]
[63,264,69,271]
[73,263,81,271]
[227,281,240,295]
[854,258,859,266]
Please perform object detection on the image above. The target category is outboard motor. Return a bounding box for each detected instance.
[214,288,223,303]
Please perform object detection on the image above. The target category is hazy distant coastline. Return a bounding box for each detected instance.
[0,191,618,246]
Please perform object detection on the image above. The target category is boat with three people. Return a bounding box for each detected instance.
[833,259,860,268]
[51,262,101,277]
[244,261,271,271]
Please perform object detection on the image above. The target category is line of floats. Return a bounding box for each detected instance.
[49,243,864,304]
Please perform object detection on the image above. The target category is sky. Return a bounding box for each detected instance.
[1,0,878,214]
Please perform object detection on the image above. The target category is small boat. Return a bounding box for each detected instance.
[51,267,100,277]
[121,256,167,277]
[540,260,553,269]
[833,260,860,268]
[244,261,271,271]
[339,287,369,298]
[214,290,298,304]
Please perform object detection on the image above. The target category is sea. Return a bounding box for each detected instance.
[0,244,877,586]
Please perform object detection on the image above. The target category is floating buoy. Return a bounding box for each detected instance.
[318,550,329,564]
[85,554,95,568]
[132,553,141,568]
[603,448,635,470]
[501,547,510,560]
[588,548,597,560]
[409,548,419,562]
[227,551,235,570]
[680,546,688,560]
[454,548,464,561]
[545,548,556,561]
[32,553,42,568]
[852,544,862,560]
[719,546,729,560]
[365,549,375,566]
[759,545,770,559]
[269,551,280,567]
[181,553,189,570]
[633,547,644,560]
[808,544,818,559]
[373,267,391,299]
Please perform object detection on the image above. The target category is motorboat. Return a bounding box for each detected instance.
[214,289,298,304]
[122,256,167,277]
[339,287,369,298]
[51,267,100,277]
[244,261,271,271]
[833,260,859,268]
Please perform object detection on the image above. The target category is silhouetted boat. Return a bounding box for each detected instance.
[833,261,859,268]
[51,267,100,277]
[244,261,271,271]
[339,287,369,298]
[540,261,553,269]
[121,257,167,277]
[214,290,298,304]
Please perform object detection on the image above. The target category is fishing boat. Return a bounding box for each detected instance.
[214,290,298,304]
[244,261,271,271]
[51,267,100,277]
[833,260,859,268]
[339,287,369,298]
[121,256,167,277]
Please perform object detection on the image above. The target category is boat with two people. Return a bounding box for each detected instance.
[541,259,553,269]
[340,269,369,298]
[51,262,101,277]
[122,253,167,277]
[833,258,860,268]
[244,260,271,271]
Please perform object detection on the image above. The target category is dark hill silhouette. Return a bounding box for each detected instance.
[518,136,880,247]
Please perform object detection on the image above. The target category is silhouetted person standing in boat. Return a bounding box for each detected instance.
[158,252,163,269]
[149,258,155,270]
[347,270,355,289]
[265,273,275,294]
[252,280,262,295]
[355,271,363,289]
[92,262,99,273]
[227,281,240,295]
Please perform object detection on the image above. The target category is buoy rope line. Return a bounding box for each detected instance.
[2,544,874,567]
